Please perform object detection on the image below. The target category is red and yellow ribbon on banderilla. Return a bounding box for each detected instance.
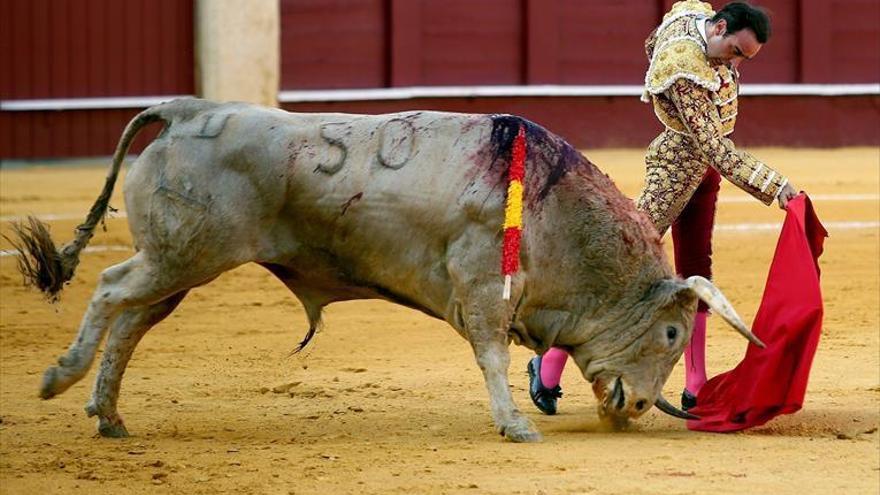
[501,125,526,300]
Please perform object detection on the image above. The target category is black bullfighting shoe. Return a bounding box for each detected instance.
[681,389,698,411]
[527,355,563,415]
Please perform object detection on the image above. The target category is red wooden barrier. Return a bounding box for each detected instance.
[1,0,193,99]
[1,0,878,160]
[281,0,387,89]
[0,0,193,159]
[277,0,879,89]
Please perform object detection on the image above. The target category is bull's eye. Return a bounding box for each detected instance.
[666,326,678,344]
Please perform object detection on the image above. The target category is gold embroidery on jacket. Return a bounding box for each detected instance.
[635,1,787,233]
[636,79,788,233]
[661,0,714,25]
[642,1,739,136]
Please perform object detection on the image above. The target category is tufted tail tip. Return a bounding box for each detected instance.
[4,216,72,301]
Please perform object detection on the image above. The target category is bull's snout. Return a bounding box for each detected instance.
[593,376,699,423]
[599,377,650,419]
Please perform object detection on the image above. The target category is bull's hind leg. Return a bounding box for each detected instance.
[84,291,189,437]
[40,253,187,400]
[40,256,141,399]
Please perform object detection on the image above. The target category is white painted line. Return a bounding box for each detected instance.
[0,95,193,112]
[1,245,134,257]
[715,221,879,232]
[0,193,876,223]
[0,212,128,222]
[278,83,880,102]
[3,85,877,111]
[718,193,880,204]
[0,221,877,258]
[740,84,880,96]
[280,85,646,101]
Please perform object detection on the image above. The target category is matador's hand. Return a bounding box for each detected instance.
[777,183,798,210]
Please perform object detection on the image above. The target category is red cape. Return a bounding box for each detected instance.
[687,194,828,432]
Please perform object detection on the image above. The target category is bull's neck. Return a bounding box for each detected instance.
[516,161,672,349]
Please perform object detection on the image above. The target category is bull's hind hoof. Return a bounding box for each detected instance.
[97,418,130,438]
[40,364,84,399]
[39,367,61,399]
[500,423,543,443]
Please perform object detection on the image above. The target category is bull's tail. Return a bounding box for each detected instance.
[6,104,170,301]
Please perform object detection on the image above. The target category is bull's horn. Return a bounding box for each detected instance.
[683,276,766,349]
[654,396,700,420]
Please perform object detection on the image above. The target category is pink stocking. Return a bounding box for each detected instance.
[540,347,568,388]
[684,311,708,394]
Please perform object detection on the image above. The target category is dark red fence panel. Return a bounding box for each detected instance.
[1,0,192,159]
[830,0,880,83]
[0,109,164,161]
[3,0,879,160]
[279,0,872,89]
[743,0,799,83]
[556,0,661,84]
[0,0,194,100]
[416,0,523,86]
[798,0,880,83]
[280,0,388,90]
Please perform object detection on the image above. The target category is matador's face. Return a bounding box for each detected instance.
[705,19,763,68]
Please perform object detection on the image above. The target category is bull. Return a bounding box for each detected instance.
[10,99,762,442]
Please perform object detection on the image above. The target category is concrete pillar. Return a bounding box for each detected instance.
[196,0,280,107]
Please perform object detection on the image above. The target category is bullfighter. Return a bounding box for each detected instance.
[529,0,800,415]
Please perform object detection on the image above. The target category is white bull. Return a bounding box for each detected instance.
[11,99,761,442]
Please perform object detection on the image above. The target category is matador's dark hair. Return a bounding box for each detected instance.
[713,2,772,43]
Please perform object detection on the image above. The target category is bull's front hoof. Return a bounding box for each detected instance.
[97,418,130,438]
[500,423,543,443]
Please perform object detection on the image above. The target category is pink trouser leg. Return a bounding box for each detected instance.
[684,311,708,394]
[670,167,719,396]
[540,347,568,388]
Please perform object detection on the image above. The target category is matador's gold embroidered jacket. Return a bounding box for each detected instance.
[637,0,788,232]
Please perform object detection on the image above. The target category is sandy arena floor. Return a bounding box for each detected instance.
[1,148,878,494]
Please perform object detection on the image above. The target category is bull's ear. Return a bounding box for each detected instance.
[674,284,698,309]
[653,278,695,309]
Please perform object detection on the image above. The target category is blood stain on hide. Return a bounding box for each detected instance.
[488,114,590,205]
[340,193,363,216]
